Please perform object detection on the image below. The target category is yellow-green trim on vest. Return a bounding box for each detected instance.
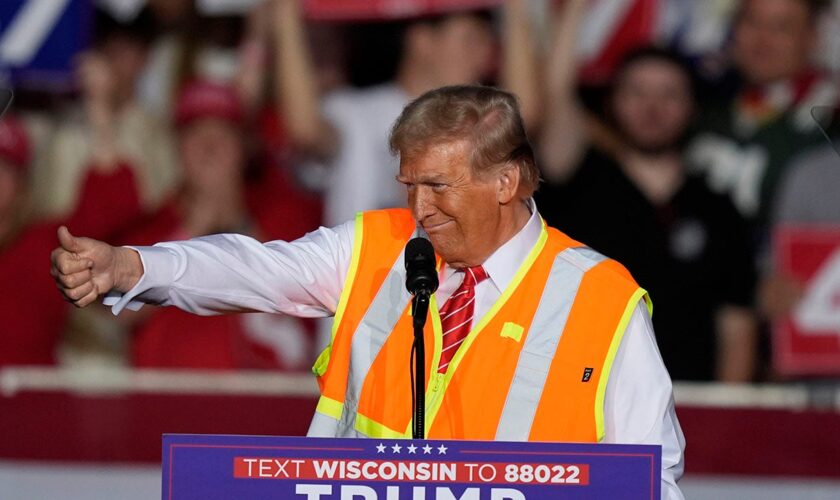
[594,287,650,442]
[316,395,344,420]
[357,411,409,439]
[332,212,365,342]
[423,222,550,435]
[311,212,365,377]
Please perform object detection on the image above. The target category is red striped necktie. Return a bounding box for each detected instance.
[437,266,489,373]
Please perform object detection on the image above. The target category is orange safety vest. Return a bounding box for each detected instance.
[310,208,649,442]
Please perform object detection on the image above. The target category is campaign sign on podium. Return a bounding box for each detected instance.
[162,434,661,499]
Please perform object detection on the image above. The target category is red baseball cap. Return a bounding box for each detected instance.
[174,80,244,128]
[0,116,31,171]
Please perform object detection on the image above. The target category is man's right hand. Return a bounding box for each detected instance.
[50,226,143,307]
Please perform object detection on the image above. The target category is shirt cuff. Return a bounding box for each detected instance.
[102,245,179,315]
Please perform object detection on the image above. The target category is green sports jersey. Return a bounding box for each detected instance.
[687,77,837,232]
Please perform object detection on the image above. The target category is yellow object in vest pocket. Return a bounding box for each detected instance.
[500,322,524,342]
[312,345,331,376]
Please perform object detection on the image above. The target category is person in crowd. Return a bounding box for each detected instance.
[231,0,329,239]
[760,124,840,323]
[772,146,840,228]
[270,0,539,226]
[536,0,758,382]
[36,7,177,221]
[687,0,838,236]
[111,81,315,370]
[137,0,250,116]
[136,0,196,116]
[51,85,685,498]
[0,115,140,366]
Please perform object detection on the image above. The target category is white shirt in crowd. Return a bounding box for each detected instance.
[105,200,685,500]
[320,83,409,226]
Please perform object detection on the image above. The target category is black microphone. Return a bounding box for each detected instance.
[404,237,437,440]
[405,237,439,296]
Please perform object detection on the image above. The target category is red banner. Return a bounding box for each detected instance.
[774,225,840,376]
[233,457,590,485]
[304,0,502,21]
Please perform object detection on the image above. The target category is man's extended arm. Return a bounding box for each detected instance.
[52,221,355,317]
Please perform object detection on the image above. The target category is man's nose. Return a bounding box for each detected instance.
[410,186,434,221]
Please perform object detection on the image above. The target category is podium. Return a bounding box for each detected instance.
[163,434,660,499]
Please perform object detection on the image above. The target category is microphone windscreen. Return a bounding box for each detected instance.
[406,237,433,263]
[405,237,439,294]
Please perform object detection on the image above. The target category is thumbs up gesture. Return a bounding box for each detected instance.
[50,226,143,307]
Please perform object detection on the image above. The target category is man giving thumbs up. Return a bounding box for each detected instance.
[51,226,143,308]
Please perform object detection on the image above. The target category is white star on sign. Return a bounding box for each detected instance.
[422,444,433,454]
[407,444,417,454]
[376,443,386,453]
[391,443,402,454]
[437,444,447,455]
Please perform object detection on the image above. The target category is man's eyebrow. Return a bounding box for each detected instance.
[396,174,448,184]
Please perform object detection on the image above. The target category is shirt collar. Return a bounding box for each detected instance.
[441,198,543,293]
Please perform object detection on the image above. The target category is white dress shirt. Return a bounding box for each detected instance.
[105,202,685,500]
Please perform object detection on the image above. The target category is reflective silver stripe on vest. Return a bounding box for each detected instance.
[495,246,606,441]
[335,247,411,437]
[307,411,339,437]
[312,410,368,438]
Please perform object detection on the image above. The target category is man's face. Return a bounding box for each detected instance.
[397,140,502,268]
[179,118,244,194]
[421,15,495,86]
[611,59,694,154]
[733,0,814,85]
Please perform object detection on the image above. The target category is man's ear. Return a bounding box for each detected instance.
[496,163,521,205]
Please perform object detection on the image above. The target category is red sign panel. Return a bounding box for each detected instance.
[232,456,591,485]
[774,225,840,375]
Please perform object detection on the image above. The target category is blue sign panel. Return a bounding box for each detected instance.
[163,434,661,499]
[0,0,92,89]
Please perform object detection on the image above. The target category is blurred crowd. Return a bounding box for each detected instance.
[1,0,839,383]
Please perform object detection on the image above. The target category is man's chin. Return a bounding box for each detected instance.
[426,234,444,252]
[426,235,453,259]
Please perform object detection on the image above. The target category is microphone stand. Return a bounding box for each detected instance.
[404,236,437,440]
[411,290,431,439]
